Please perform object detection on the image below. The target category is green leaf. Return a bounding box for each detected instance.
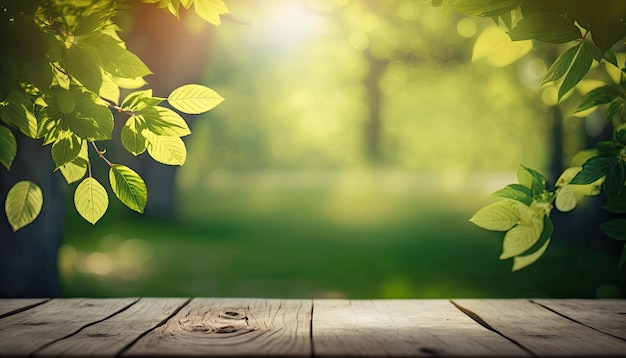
[59,140,88,184]
[79,33,152,78]
[450,0,519,17]
[0,125,17,170]
[140,106,191,137]
[4,180,43,231]
[18,59,53,93]
[516,165,545,196]
[74,177,108,225]
[64,44,102,93]
[194,0,230,26]
[0,57,17,100]
[0,90,37,138]
[469,200,520,231]
[508,13,580,44]
[597,141,624,156]
[43,32,66,62]
[603,191,626,214]
[573,85,622,114]
[604,47,619,68]
[615,129,626,146]
[607,99,624,123]
[37,105,65,146]
[570,149,597,167]
[68,87,114,140]
[600,219,626,241]
[500,217,543,260]
[73,11,110,36]
[497,11,513,30]
[541,45,578,86]
[121,89,163,112]
[121,116,147,155]
[512,238,551,271]
[558,41,594,100]
[143,130,187,165]
[604,160,626,198]
[167,84,224,114]
[491,184,533,206]
[51,132,83,168]
[109,164,147,213]
[570,156,617,184]
[53,87,76,114]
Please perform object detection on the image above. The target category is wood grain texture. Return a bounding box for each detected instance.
[0,298,137,356]
[453,299,626,356]
[123,298,312,356]
[35,298,188,357]
[312,299,528,356]
[532,299,626,341]
[0,298,48,317]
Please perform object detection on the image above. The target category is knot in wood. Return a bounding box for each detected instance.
[219,309,246,320]
[178,307,255,334]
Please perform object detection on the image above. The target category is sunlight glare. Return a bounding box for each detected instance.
[263,2,326,49]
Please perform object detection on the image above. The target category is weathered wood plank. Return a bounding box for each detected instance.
[532,299,626,341]
[0,298,49,317]
[312,299,528,356]
[34,298,188,357]
[123,298,312,356]
[453,299,626,356]
[0,298,137,356]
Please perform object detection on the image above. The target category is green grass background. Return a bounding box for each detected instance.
[60,171,624,299]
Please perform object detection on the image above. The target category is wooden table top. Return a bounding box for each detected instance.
[0,298,624,356]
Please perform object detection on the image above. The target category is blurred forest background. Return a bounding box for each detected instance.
[60,0,625,298]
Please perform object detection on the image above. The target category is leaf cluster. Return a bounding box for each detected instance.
[438,0,626,272]
[0,0,227,230]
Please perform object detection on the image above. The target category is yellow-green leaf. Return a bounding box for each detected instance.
[512,238,551,271]
[500,219,543,260]
[167,84,224,114]
[143,129,187,165]
[472,26,532,68]
[469,200,520,231]
[4,180,43,231]
[0,125,17,170]
[109,164,147,213]
[51,132,83,169]
[59,140,88,184]
[142,106,191,137]
[194,0,229,26]
[0,90,37,138]
[555,167,582,187]
[121,116,147,155]
[74,177,108,224]
[555,183,601,212]
[555,185,579,212]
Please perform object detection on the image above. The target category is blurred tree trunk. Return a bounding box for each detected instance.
[0,133,65,297]
[118,4,215,218]
[363,51,388,164]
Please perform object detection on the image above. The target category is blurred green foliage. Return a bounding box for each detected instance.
[60,0,625,298]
